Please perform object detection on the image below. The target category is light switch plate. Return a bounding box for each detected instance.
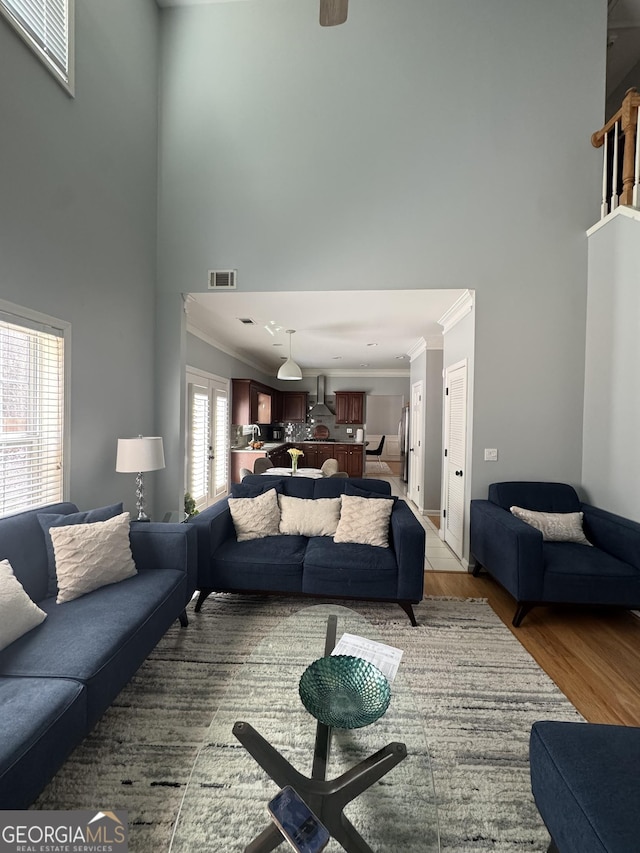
[484,448,498,461]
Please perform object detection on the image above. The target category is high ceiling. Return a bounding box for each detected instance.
[186,290,465,375]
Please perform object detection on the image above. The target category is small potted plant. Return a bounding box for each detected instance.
[184,492,199,519]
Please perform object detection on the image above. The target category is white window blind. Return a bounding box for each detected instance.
[213,387,229,498]
[1,0,73,91]
[188,384,210,509]
[0,314,65,516]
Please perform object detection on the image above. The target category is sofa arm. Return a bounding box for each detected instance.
[470,499,544,601]
[129,522,197,600]
[390,502,425,601]
[581,503,640,570]
[187,499,236,587]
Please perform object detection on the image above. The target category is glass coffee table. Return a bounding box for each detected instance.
[170,605,440,852]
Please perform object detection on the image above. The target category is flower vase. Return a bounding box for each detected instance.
[291,457,298,475]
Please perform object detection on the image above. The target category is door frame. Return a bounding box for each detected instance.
[441,358,469,561]
[408,380,424,509]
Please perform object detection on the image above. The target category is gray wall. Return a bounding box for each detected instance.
[1,1,160,515]
[582,213,640,520]
[156,0,605,520]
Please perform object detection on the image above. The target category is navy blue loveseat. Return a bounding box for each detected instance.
[189,476,425,624]
[0,501,197,809]
[530,720,640,853]
[470,482,640,626]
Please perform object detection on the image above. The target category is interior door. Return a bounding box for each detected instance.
[186,371,229,510]
[443,360,467,558]
[408,381,424,508]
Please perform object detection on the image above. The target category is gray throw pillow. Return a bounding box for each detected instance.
[510,506,592,545]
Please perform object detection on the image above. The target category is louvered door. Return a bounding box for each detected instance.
[443,361,467,558]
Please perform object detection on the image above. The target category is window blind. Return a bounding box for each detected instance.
[0,315,65,516]
[1,0,72,86]
[188,384,210,508]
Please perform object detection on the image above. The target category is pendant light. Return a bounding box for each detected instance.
[277,330,303,380]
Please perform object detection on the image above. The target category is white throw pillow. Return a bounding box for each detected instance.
[0,559,47,651]
[50,512,137,604]
[334,494,394,548]
[279,495,341,537]
[510,506,592,545]
[228,488,281,542]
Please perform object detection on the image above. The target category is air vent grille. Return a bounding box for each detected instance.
[208,269,237,290]
[238,318,256,325]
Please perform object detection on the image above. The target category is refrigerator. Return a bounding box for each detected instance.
[398,405,410,483]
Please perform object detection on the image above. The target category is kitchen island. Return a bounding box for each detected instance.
[230,440,365,482]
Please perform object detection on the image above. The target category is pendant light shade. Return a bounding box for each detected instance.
[277,330,303,380]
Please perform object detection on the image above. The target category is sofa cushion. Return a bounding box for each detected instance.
[345,481,398,502]
[303,537,398,598]
[0,502,78,603]
[0,560,47,652]
[510,507,591,545]
[278,496,341,537]
[50,512,137,603]
[530,721,640,853]
[0,568,186,727]
[0,676,87,810]
[37,502,124,596]
[334,494,394,547]
[542,542,640,605]
[231,480,284,498]
[211,536,306,592]
[489,482,581,513]
[313,477,391,499]
[228,488,281,541]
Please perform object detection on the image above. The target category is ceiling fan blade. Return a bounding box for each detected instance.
[319,0,348,27]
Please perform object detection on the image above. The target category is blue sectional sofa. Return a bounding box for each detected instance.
[0,501,197,809]
[189,476,425,624]
[530,720,640,853]
[470,481,640,626]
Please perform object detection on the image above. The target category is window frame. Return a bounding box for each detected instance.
[0,299,71,517]
[0,0,75,96]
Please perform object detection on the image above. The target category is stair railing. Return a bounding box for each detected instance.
[591,87,640,219]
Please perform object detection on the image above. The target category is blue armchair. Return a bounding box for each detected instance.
[470,482,640,626]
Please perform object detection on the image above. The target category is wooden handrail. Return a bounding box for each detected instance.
[591,88,640,208]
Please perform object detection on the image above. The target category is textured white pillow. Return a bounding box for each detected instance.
[50,512,137,603]
[334,494,394,548]
[228,488,281,542]
[510,506,592,545]
[279,495,341,537]
[0,559,47,651]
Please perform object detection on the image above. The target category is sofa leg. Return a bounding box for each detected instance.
[194,589,213,613]
[512,603,532,627]
[472,561,483,577]
[399,601,418,626]
[178,609,188,628]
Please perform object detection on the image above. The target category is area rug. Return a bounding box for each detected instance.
[365,460,393,474]
[33,596,582,852]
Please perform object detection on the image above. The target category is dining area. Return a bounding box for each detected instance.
[243,457,347,480]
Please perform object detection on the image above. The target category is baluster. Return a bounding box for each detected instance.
[601,130,609,219]
[610,121,619,211]
[634,106,640,208]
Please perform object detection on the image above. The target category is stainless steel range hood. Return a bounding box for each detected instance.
[308,375,333,418]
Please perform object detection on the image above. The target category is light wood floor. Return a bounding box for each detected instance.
[426,570,640,727]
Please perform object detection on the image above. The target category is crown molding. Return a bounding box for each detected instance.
[187,321,273,375]
[438,289,474,334]
[302,368,411,378]
[406,337,427,362]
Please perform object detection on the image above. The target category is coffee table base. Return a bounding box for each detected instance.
[233,721,407,853]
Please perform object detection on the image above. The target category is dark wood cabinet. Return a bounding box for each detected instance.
[335,443,364,477]
[335,392,365,425]
[232,379,274,425]
[281,392,308,423]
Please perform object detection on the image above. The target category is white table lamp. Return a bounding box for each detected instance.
[116,435,165,521]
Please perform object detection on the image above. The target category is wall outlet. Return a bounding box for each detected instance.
[346,428,353,434]
[484,448,498,461]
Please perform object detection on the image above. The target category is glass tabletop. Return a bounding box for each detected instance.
[170,604,440,853]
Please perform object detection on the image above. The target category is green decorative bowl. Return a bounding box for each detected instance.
[299,655,391,729]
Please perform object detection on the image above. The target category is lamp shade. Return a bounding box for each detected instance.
[277,329,303,380]
[116,436,165,473]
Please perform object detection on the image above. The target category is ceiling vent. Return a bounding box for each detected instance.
[238,318,256,326]
[208,269,237,290]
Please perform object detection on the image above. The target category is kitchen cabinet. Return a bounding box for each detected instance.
[232,379,274,425]
[299,444,318,467]
[281,392,308,423]
[335,392,365,425]
[334,443,364,477]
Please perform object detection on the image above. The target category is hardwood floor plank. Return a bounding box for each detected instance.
[424,570,640,727]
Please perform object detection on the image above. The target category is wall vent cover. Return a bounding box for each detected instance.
[208,269,237,290]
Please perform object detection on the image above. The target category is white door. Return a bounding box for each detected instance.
[443,360,467,558]
[186,371,229,510]
[408,381,424,508]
